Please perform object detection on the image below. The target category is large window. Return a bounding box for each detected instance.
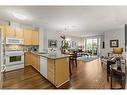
[86,38,98,55]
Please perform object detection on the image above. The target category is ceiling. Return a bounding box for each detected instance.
[0,6,127,37]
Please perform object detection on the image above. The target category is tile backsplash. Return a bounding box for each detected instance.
[23,45,39,52]
[6,45,23,50]
[6,45,39,52]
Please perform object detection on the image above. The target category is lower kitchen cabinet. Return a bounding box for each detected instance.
[25,52,70,88]
[24,52,32,66]
[24,52,40,71]
[47,58,69,87]
[33,54,40,71]
[47,59,55,84]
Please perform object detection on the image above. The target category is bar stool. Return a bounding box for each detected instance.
[69,51,77,76]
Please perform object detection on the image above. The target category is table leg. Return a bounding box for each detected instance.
[111,70,113,89]
[121,74,125,89]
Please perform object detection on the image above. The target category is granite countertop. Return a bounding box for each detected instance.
[26,51,70,59]
[38,53,70,59]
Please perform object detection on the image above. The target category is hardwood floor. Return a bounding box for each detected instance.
[3,59,122,89]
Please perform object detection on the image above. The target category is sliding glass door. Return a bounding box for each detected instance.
[86,38,98,55]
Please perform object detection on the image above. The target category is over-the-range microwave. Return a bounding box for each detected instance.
[6,38,24,45]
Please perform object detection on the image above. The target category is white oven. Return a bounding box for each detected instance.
[5,50,24,71]
[6,38,24,45]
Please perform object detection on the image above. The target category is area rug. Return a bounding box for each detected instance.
[77,56,98,62]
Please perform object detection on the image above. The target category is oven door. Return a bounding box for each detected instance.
[6,54,24,66]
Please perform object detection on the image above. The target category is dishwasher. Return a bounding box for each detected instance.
[40,57,47,79]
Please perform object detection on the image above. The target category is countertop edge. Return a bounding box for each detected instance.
[25,51,70,59]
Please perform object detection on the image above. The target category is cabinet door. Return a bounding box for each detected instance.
[24,52,32,66]
[15,28,23,39]
[23,29,32,45]
[34,55,40,71]
[0,25,5,38]
[5,26,15,38]
[55,58,69,86]
[47,59,55,84]
[30,54,35,67]
[32,30,39,45]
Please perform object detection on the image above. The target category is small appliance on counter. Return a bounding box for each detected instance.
[27,46,38,52]
[48,48,57,56]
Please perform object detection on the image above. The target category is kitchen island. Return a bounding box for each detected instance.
[25,51,70,88]
[39,53,70,88]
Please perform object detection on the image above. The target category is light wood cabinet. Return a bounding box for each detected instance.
[47,58,69,87]
[0,25,6,38]
[15,28,23,38]
[30,53,35,67]
[32,30,39,45]
[24,52,40,71]
[25,52,69,87]
[33,54,40,71]
[48,59,55,84]
[5,25,16,38]
[24,52,32,66]
[23,29,32,45]
[55,58,69,86]
[0,25,3,31]
[23,29,39,45]
[2,25,23,39]
[1,25,39,45]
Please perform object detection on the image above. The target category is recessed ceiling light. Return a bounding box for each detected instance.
[12,12,27,20]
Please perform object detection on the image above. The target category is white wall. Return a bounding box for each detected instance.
[39,28,125,58]
[39,27,44,52]
[39,29,83,51]
[104,28,125,57]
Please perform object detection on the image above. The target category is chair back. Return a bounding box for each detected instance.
[113,48,123,54]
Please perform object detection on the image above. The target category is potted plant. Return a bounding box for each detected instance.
[60,35,69,54]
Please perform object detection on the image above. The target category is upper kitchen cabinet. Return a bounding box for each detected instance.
[23,29,32,45]
[0,25,6,38]
[23,29,39,45]
[5,25,15,38]
[15,28,23,39]
[32,30,39,45]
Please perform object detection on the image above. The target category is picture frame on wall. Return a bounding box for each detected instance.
[48,39,57,48]
[110,40,119,47]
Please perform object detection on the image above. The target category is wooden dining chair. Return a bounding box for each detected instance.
[69,51,77,67]
[69,51,78,76]
[110,68,124,89]
[107,60,115,82]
